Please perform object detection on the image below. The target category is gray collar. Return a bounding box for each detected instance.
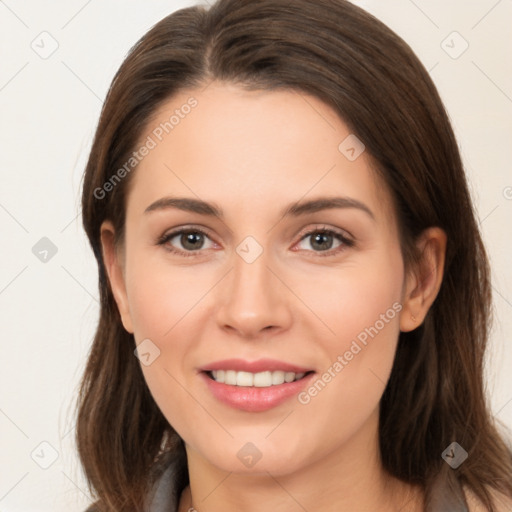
[145,457,181,512]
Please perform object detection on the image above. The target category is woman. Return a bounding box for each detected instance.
[77,0,512,510]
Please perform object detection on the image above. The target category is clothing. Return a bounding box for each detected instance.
[144,455,182,511]
[143,457,471,512]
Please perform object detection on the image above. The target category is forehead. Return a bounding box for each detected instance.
[126,82,395,225]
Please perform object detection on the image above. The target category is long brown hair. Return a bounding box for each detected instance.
[77,0,512,510]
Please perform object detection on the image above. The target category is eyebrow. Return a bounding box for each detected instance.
[144,196,375,221]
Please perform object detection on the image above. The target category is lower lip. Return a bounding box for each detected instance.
[200,371,315,412]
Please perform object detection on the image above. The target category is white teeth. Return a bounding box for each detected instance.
[284,372,295,383]
[253,371,272,387]
[225,370,237,385]
[272,371,285,385]
[210,370,307,387]
[236,371,254,386]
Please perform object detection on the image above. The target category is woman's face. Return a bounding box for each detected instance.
[104,82,416,476]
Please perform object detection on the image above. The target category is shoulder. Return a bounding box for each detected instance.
[463,485,512,512]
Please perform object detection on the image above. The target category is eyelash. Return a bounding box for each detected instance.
[156,225,355,258]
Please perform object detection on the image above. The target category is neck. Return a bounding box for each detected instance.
[178,410,423,512]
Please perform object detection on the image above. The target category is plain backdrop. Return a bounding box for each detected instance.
[0,1,511,510]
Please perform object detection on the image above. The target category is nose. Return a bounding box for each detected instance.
[215,247,293,339]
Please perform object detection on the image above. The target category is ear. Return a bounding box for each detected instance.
[400,227,447,332]
[100,220,134,333]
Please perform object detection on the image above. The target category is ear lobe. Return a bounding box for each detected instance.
[100,220,134,333]
[400,227,447,332]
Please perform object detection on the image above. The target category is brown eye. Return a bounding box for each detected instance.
[295,227,354,256]
[157,228,215,257]
[177,231,206,251]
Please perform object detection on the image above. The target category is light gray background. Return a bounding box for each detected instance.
[0,1,511,510]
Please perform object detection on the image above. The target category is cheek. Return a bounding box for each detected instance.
[125,251,211,340]
[123,255,215,433]
[299,248,401,369]
[304,247,404,354]
[333,272,402,352]
[300,251,404,421]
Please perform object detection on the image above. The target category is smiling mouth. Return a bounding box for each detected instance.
[205,370,314,387]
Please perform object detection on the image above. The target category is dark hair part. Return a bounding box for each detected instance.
[77,0,512,510]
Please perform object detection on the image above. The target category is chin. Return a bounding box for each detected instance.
[194,439,311,477]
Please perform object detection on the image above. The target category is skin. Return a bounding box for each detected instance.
[101,82,447,512]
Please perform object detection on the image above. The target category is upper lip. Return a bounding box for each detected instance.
[200,358,314,374]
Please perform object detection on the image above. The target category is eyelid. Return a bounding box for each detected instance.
[157,224,214,243]
[295,224,354,244]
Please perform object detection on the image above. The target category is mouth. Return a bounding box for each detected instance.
[204,369,314,387]
[199,359,316,412]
